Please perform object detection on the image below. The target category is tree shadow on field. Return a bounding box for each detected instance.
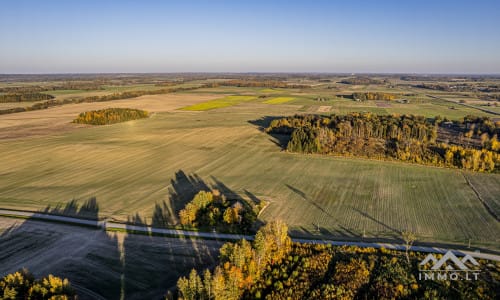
[1,171,264,299]
[352,208,400,236]
[248,116,291,149]
[158,170,210,225]
[1,198,123,300]
[41,196,99,220]
[120,217,223,299]
[285,184,335,220]
[1,195,225,300]
[154,170,264,229]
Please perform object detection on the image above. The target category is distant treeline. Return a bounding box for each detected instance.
[0,82,105,94]
[352,92,397,101]
[154,81,181,87]
[0,84,211,116]
[266,113,500,172]
[215,80,311,89]
[178,190,258,233]
[414,83,500,93]
[339,77,383,85]
[401,75,487,82]
[0,92,55,103]
[73,108,149,125]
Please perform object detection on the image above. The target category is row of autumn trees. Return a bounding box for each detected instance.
[266,113,500,172]
[73,108,149,125]
[178,190,258,233]
[0,82,105,94]
[339,77,384,85]
[176,221,499,300]
[352,92,397,101]
[0,84,212,116]
[0,93,54,103]
[0,269,75,299]
[208,80,310,89]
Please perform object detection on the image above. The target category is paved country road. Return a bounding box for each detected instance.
[1,208,499,262]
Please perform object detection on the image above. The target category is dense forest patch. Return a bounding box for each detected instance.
[178,190,261,233]
[0,268,75,299]
[175,221,499,300]
[73,108,149,125]
[266,113,500,172]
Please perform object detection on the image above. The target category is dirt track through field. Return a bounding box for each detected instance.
[0,93,219,139]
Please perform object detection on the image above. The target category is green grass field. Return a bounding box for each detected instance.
[180,95,256,111]
[1,101,498,248]
[262,97,295,104]
[259,88,283,93]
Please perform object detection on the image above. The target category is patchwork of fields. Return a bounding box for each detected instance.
[0,94,498,248]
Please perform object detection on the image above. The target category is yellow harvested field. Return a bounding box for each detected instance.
[0,93,219,139]
[180,95,256,111]
[262,97,295,104]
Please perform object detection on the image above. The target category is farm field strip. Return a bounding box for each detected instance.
[262,97,295,104]
[180,95,256,111]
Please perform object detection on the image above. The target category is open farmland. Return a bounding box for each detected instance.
[0,93,219,139]
[0,94,499,248]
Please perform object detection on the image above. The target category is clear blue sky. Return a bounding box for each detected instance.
[1,0,499,74]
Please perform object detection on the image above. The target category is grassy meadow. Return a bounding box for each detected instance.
[0,91,499,248]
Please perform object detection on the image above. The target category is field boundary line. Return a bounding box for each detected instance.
[1,208,499,262]
[461,173,499,222]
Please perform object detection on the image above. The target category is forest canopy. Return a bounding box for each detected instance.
[178,190,260,233]
[73,108,149,125]
[174,221,499,300]
[0,268,75,300]
[266,113,500,172]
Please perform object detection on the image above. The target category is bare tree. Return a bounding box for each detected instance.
[401,231,417,264]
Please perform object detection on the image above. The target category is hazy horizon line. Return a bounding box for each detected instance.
[1,71,500,76]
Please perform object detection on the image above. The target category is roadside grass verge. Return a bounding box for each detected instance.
[180,95,256,111]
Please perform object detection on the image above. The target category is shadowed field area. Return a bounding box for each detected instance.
[0,216,223,299]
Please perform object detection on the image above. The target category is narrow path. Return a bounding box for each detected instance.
[1,208,499,262]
